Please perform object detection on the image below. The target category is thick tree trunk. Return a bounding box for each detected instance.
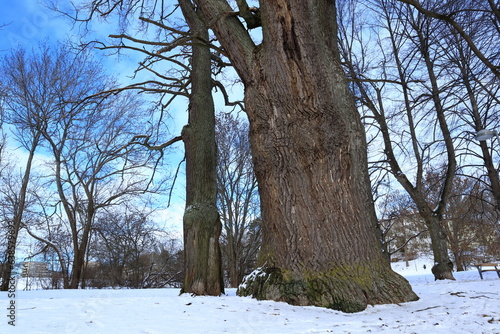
[240,1,416,312]
[239,81,417,311]
[196,0,417,311]
[179,0,224,296]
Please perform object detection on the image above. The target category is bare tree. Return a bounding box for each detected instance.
[41,91,155,289]
[0,46,47,290]
[2,42,157,289]
[338,0,500,279]
[216,112,261,287]
[90,206,160,288]
[435,4,500,211]
[338,0,460,280]
[396,0,500,78]
[88,207,184,288]
[54,0,230,295]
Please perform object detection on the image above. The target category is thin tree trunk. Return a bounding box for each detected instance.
[227,238,239,288]
[196,0,418,312]
[415,20,456,280]
[427,217,454,279]
[1,134,40,291]
[68,216,92,289]
[479,138,500,210]
[344,2,456,281]
[179,0,224,296]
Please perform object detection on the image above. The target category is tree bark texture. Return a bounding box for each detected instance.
[180,0,224,296]
[196,0,418,311]
[428,217,455,280]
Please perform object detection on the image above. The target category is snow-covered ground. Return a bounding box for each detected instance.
[1,258,499,334]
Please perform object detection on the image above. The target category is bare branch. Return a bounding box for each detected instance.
[129,135,183,151]
[212,80,244,110]
[396,0,500,78]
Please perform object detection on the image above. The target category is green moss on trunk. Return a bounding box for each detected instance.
[237,265,418,313]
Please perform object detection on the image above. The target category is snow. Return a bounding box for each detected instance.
[238,267,267,290]
[1,258,499,334]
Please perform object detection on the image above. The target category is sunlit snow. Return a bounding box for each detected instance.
[1,257,499,334]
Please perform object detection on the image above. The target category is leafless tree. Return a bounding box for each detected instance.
[40,91,155,289]
[53,0,234,295]
[216,112,261,287]
[89,206,165,288]
[0,45,48,290]
[434,4,500,211]
[338,0,459,280]
[338,0,500,279]
[1,42,157,289]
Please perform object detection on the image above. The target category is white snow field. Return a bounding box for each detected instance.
[1,258,499,334]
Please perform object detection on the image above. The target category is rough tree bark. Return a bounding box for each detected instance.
[195,0,418,311]
[179,0,224,296]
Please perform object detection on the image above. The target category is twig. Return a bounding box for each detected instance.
[414,305,441,312]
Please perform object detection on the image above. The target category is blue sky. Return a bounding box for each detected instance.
[1,1,247,241]
[0,0,71,50]
[1,0,189,237]
[0,0,145,79]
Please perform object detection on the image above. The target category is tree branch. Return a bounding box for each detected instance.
[129,135,183,151]
[396,0,500,78]
[389,228,429,255]
[213,80,245,110]
[234,0,261,29]
[193,0,256,84]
